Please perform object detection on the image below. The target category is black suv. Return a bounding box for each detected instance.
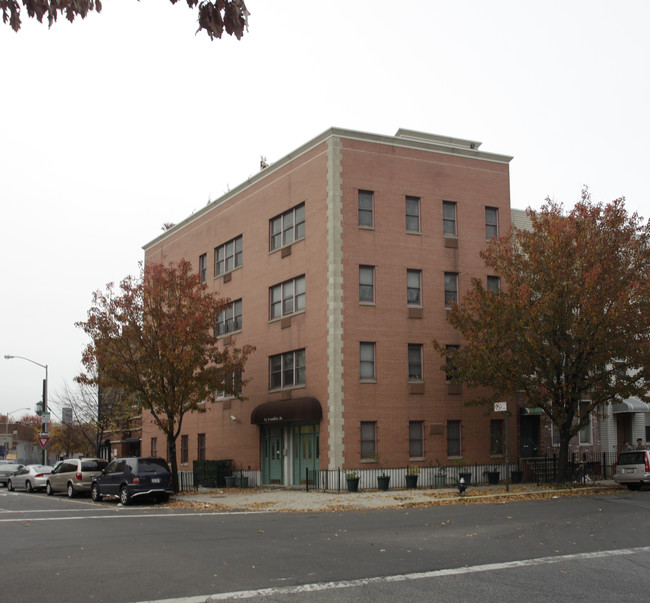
[91,457,173,504]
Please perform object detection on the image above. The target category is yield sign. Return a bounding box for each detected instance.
[37,435,50,450]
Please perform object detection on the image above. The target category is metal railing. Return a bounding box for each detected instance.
[304,452,620,492]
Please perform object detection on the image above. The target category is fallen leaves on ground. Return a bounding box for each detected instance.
[163,484,622,513]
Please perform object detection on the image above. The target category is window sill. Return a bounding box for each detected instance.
[269,236,305,255]
[217,329,242,341]
[360,379,377,384]
[215,266,242,282]
[269,309,305,324]
[406,230,421,235]
[358,225,375,231]
[359,301,376,306]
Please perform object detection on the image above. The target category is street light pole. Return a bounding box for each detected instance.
[2,407,30,460]
[4,355,49,464]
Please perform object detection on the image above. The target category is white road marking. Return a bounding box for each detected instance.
[0,510,266,522]
[135,545,650,602]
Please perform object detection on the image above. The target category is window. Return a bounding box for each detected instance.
[215,235,243,276]
[216,299,242,335]
[359,265,375,303]
[199,253,207,283]
[579,401,593,445]
[181,435,189,464]
[408,344,423,381]
[487,275,500,293]
[486,207,498,239]
[447,420,461,456]
[216,371,242,398]
[358,190,374,227]
[269,349,306,390]
[197,434,206,461]
[360,421,376,459]
[445,345,459,382]
[490,420,504,455]
[407,269,421,305]
[270,276,305,319]
[270,203,305,250]
[443,201,457,236]
[406,196,420,232]
[409,421,424,458]
[444,272,458,307]
[552,423,560,447]
[150,437,157,457]
[360,342,376,380]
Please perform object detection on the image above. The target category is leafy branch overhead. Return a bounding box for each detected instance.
[1,0,250,40]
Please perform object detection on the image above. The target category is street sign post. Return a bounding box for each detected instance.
[494,402,509,492]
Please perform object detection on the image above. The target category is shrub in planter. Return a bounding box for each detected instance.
[486,471,500,485]
[406,465,420,489]
[346,471,360,492]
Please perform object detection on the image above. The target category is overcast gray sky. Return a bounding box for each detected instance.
[1,0,649,418]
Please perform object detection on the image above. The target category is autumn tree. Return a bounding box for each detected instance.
[438,190,650,481]
[76,259,254,491]
[19,414,41,445]
[1,0,249,40]
[48,421,95,458]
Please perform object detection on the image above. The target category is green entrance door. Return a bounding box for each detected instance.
[292,424,320,485]
[261,426,283,485]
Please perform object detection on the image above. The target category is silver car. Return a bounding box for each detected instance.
[46,457,109,497]
[613,450,650,490]
[0,463,24,487]
[7,464,53,492]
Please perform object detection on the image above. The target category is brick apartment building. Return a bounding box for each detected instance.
[142,127,520,486]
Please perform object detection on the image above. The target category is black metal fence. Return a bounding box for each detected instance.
[304,451,620,492]
[521,451,619,485]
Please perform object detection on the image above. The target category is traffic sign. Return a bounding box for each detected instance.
[494,402,507,412]
[37,435,50,450]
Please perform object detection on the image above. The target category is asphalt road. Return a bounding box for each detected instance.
[1,487,649,602]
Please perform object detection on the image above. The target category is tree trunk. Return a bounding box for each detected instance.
[557,432,571,482]
[167,434,179,493]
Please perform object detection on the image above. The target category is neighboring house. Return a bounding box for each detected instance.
[97,386,142,460]
[601,397,650,455]
[1,423,41,464]
[142,126,517,486]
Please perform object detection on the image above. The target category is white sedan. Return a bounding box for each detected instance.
[7,464,54,492]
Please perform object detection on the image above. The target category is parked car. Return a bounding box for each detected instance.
[0,463,23,486]
[46,457,109,497]
[7,464,53,492]
[91,457,173,505]
[613,450,650,490]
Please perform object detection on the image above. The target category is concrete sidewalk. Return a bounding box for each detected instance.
[171,481,620,513]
